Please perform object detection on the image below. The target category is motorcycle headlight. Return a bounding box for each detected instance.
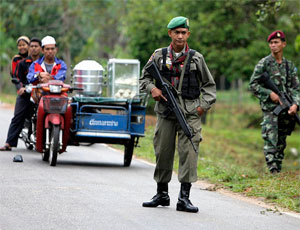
[49,85,62,93]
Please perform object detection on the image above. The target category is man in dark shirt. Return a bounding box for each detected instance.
[0,38,41,151]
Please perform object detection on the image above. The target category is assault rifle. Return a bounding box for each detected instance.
[260,72,300,125]
[145,62,198,153]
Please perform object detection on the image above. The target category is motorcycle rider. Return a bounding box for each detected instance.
[27,35,67,84]
[27,36,67,103]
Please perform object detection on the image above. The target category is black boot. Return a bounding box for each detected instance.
[267,162,280,174]
[142,183,170,207]
[176,183,198,213]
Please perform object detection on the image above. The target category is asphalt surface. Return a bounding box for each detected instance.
[0,106,300,230]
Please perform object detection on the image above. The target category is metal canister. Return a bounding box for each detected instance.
[73,60,104,96]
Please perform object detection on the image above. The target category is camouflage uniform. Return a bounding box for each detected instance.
[140,46,216,183]
[249,54,300,171]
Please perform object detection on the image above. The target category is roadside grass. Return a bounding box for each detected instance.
[0,93,16,105]
[133,90,300,213]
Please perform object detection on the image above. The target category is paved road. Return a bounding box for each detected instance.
[0,106,300,230]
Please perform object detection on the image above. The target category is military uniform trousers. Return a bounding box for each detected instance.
[153,113,202,183]
[261,111,296,170]
[6,94,32,147]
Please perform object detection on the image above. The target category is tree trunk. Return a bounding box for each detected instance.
[220,75,226,90]
[237,78,243,105]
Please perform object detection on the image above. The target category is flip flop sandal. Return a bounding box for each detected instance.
[0,145,12,151]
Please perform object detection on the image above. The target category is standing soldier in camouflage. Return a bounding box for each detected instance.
[249,30,300,174]
[140,16,216,213]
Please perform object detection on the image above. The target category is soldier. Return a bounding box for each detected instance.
[140,16,216,213]
[249,30,300,174]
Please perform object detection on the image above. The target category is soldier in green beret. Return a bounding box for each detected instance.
[140,16,216,213]
[249,30,300,174]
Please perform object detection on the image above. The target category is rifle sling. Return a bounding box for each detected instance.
[160,48,196,115]
[160,48,185,114]
[263,56,289,92]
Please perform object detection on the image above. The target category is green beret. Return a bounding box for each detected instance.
[167,16,189,30]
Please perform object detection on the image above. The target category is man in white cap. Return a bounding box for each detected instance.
[27,35,67,84]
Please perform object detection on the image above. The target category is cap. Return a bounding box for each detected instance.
[41,36,56,47]
[267,30,285,42]
[167,16,189,30]
[17,36,30,45]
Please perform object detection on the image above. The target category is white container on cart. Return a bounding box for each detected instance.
[107,59,140,98]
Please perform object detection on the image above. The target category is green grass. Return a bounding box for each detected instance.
[0,93,16,105]
[132,90,300,213]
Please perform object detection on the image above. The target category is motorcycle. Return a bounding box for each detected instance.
[21,80,81,166]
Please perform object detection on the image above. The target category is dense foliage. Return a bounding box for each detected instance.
[1,0,299,93]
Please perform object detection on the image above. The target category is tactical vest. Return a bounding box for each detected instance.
[160,47,200,99]
[263,55,291,93]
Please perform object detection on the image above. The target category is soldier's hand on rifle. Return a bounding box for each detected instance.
[270,92,282,105]
[288,104,298,115]
[197,106,204,116]
[151,87,167,102]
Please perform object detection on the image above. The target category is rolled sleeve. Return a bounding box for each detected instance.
[196,54,216,111]
[249,60,272,103]
[140,58,157,94]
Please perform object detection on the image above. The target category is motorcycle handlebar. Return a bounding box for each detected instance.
[25,84,83,94]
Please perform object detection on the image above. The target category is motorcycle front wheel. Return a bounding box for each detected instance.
[49,125,60,166]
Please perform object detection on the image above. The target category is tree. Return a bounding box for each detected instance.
[1,0,299,93]
[124,0,299,88]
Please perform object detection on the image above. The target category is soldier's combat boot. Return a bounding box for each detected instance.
[142,183,170,207]
[176,183,198,213]
[267,162,279,174]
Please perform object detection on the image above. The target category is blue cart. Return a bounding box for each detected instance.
[70,94,147,166]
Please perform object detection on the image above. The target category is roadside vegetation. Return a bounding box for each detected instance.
[0,93,16,105]
[135,89,300,213]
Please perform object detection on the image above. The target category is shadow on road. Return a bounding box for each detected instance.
[58,160,124,168]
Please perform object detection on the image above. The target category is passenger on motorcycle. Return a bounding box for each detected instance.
[0,37,42,151]
[11,36,30,78]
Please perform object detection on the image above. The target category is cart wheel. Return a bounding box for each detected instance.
[49,125,60,166]
[124,137,135,167]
